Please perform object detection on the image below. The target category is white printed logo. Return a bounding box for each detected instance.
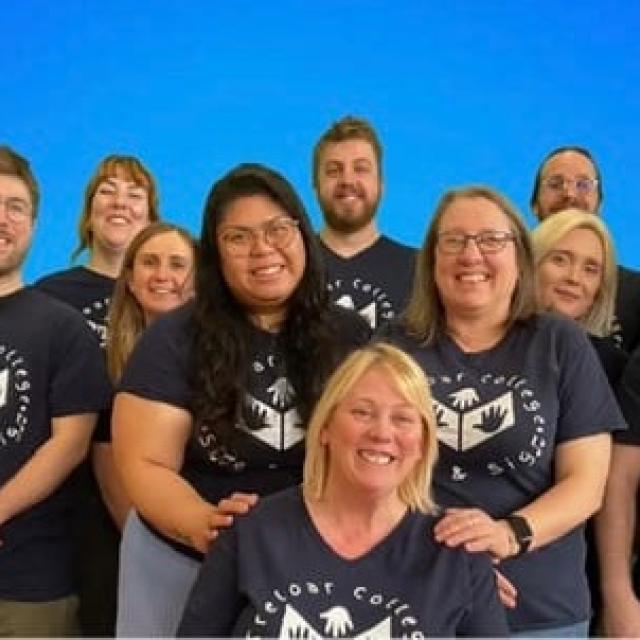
[248,581,423,639]
[277,603,392,639]
[429,371,548,480]
[0,345,32,447]
[328,278,395,329]
[434,389,516,452]
[239,376,305,450]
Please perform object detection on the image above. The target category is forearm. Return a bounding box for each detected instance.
[0,420,93,525]
[92,443,132,530]
[516,475,602,551]
[516,434,610,551]
[595,444,640,598]
[121,460,212,545]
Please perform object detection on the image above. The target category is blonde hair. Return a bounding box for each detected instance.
[106,222,196,381]
[303,342,438,513]
[531,208,617,336]
[73,155,160,261]
[403,186,536,344]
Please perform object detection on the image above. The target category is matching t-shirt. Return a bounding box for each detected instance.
[383,313,625,632]
[0,288,110,601]
[119,302,371,558]
[178,486,508,638]
[320,235,416,331]
[615,265,640,353]
[35,266,115,349]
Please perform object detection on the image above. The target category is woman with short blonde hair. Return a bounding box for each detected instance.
[178,343,508,638]
[531,208,617,337]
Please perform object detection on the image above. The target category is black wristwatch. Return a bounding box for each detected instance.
[504,514,533,556]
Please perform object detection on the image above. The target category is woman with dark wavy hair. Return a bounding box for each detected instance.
[112,163,370,636]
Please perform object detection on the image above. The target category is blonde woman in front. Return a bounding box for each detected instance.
[178,343,508,637]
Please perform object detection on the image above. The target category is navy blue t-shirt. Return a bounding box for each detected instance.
[320,235,416,331]
[382,313,625,632]
[615,344,640,446]
[35,266,115,349]
[615,265,640,353]
[119,303,371,556]
[178,487,508,638]
[0,288,110,600]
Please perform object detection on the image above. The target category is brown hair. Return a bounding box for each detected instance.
[403,185,536,344]
[72,155,160,261]
[106,222,196,381]
[0,146,39,217]
[312,115,383,189]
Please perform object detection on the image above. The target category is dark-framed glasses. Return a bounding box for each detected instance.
[437,230,516,255]
[0,196,31,223]
[219,217,300,256]
[542,176,598,194]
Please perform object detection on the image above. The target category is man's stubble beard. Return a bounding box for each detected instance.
[319,194,381,235]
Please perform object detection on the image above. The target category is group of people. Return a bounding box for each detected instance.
[0,114,639,638]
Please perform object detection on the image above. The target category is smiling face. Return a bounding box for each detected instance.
[321,366,424,502]
[537,226,604,321]
[217,194,306,328]
[435,196,519,325]
[90,173,151,256]
[535,150,600,220]
[127,230,195,324]
[0,174,34,294]
[315,138,382,235]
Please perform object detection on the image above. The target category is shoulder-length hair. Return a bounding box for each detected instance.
[72,154,160,261]
[403,185,536,345]
[531,208,617,337]
[303,342,438,513]
[106,222,196,382]
[192,163,341,445]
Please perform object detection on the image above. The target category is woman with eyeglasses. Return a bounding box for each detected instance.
[381,186,623,637]
[112,163,371,636]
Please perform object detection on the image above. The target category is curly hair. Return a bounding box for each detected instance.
[192,163,347,448]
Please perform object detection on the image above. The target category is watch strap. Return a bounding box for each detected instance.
[504,514,533,556]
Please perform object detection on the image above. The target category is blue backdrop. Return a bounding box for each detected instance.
[2,1,638,281]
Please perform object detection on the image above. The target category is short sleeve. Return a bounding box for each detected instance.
[118,306,192,411]
[49,310,110,417]
[555,320,626,443]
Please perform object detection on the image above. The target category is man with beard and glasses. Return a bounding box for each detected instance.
[0,147,109,636]
[312,116,417,331]
[530,145,640,353]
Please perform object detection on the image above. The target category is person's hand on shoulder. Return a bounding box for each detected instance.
[434,507,517,560]
[176,493,258,554]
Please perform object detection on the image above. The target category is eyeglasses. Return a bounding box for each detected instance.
[0,196,32,223]
[218,217,300,256]
[542,176,598,195]
[437,230,516,255]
